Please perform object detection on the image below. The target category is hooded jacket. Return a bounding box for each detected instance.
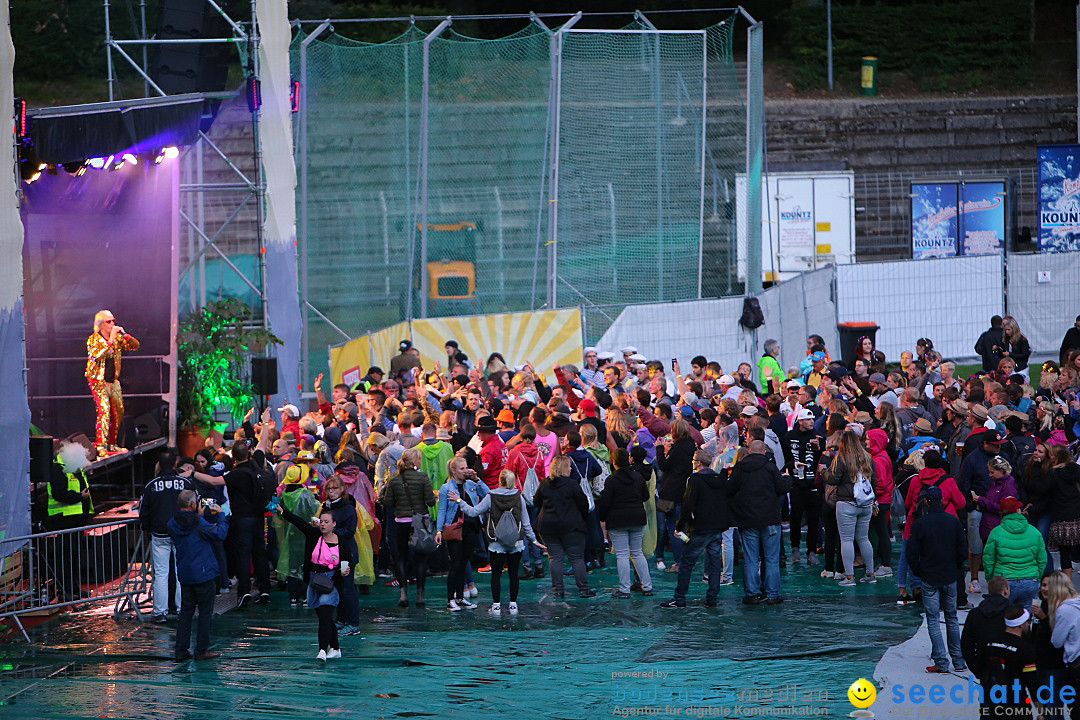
[903,467,966,540]
[656,436,696,503]
[906,505,966,586]
[866,428,895,503]
[140,469,195,537]
[983,512,1047,581]
[783,425,823,489]
[977,474,1020,542]
[168,508,229,584]
[676,468,730,533]
[336,462,376,516]
[597,466,648,529]
[1029,463,1080,523]
[960,593,1012,677]
[726,453,790,528]
[534,474,589,536]
[506,441,547,493]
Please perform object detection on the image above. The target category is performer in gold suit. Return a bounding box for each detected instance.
[86,310,140,456]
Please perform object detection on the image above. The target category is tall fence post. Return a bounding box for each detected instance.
[744,19,764,295]
[547,12,582,310]
[418,18,452,320]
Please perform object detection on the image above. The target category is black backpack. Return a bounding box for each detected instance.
[911,477,946,521]
[739,297,764,329]
[486,492,523,545]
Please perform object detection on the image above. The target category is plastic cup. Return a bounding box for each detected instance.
[340,560,349,574]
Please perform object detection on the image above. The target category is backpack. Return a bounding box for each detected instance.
[910,477,946,521]
[1005,435,1035,478]
[585,447,611,496]
[522,453,542,507]
[853,471,876,507]
[255,460,279,511]
[739,296,764,329]
[486,492,524,546]
[570,457,597,511]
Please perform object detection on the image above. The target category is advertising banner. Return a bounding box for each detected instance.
[959,181,1006,256]
[1038,144,1080,253]
[911,183,958,258]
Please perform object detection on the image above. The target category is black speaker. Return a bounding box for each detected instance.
[252,357,278,396]
[152,0,233,96]
[29,435,54,485]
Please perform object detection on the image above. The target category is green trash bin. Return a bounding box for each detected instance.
[861,56,877,96]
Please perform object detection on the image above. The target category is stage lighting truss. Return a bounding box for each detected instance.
[24,148,179,183]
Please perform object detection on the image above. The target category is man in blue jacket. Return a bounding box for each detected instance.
[168,489,229,661]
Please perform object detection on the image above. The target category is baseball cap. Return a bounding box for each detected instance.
[796,408,815,422]
[340,401,358,416]
[399,339,412,352]
[740,405,758,417]
[278,403,299,418]
[810,351,826,362]
[921,485,943,501]
[982,429,1003,444]
[579,397,598,417]
[680,405,696,419]
[786,379,804,388]
[719,374,735,385]
[868,373,887,385]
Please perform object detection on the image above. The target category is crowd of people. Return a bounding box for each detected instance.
[136,317,1080,704]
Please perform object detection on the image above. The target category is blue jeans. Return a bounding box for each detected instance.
[1033,512,1055,572]
[175,579,216,658]
[523,506,544,568]
[740,525,781,599]
[897,538,922,592]
[655,503,684,565]
[675,529,725,603]
[1007,578,1040,612]
[922,583,965,671]
[151,534,181,617]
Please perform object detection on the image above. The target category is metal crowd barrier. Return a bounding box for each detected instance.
[0,518,151,642]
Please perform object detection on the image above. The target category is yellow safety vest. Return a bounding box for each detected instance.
[47,472,93,517]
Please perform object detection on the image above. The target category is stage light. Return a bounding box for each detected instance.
[88,157,107,169]
[122,153,138,166]
[164,146,179,159]
[63,161,88,176]
[26,170,41,184]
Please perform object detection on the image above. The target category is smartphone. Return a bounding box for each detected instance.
[671,358,677,372]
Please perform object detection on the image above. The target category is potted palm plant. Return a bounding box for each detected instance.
[176,298,282,455]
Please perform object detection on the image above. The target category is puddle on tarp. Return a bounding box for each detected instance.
[0,559,921,718]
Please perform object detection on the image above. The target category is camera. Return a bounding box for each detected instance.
[200,498,214,509]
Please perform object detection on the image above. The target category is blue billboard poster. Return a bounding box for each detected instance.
[959,181,1006,255]
[911,182,958,258]
[1038,144,1080,253]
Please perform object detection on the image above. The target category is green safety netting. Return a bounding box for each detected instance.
[289,16,751,373]
[1,559,919,718]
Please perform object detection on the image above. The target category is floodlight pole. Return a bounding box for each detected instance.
[547,11,582,309]
[419,17,452,319]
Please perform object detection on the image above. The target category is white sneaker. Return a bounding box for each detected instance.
[874,566,893,578]
[508,602,519,616]
[467,585,479,598]
[489,602,501,614]
[968,580,981,595]
[317,649,327,661]
[326,648,341,660]
[820,570,835,579]
[656,560,667,571]
[448,599,462,612]
[458,598,477,609]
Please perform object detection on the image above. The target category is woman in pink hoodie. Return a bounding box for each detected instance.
[866,429,895,577]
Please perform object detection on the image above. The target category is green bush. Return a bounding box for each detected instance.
[783,0,1031,90]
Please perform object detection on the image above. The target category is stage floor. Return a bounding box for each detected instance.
[0,558,921,718]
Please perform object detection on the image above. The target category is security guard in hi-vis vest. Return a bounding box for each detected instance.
[45,442,96,602]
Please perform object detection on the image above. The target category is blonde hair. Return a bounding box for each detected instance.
[448,455,467,477]
[1002,315,1022,343]
[580,423,599,448]
[670,418,691,442]
[397,447,421,474]
[498,469,517,490]
[93,310,114,331]
[550,455,571,478]
[1047,571,1079,628]
[987,456,1012,476]
[606,408,630,438]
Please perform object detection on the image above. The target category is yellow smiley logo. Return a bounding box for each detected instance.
[847,678,876,709]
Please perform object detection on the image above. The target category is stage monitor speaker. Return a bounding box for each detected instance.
[252,357,278,396]
[29,435,54,485]
[152,0,232,96]
[119,409,165,450]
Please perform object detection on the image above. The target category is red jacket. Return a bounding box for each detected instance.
[866,429,894,504]
[903,467,966,540]
[479,434,508,490]
[506,441,547,492]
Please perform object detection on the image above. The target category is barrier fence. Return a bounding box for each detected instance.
[0,518,150,642]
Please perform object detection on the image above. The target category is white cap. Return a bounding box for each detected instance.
[796,408,815,421]
[619,346,638,355]
[597,351,615,361]
[278,403,299,418]
[719,374,735,385]
[629,353,646,362]
[740,405,758,417]
[584,346,597,355]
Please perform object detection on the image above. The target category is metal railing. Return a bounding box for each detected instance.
[0,518,150,643]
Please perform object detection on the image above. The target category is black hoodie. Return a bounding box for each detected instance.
[676,468,729,533]
[597,467,648,529]
[534,474,589,535]
[960,593,1011,677]
[726,453,790,528]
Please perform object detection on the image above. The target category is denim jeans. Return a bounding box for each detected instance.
[151,534,182,616]
[922,583,965,671]
[1007,577,1040,612]
[740,525,781,599]
[655,504,684,565]
[675,529,725,603]
[897,539,923,592]
[1033,512,1055,572]
[523,505,545,568]
[836,501,875,578]
[720,528,735,582]
[175,579,216,658]
[609,526,652,593]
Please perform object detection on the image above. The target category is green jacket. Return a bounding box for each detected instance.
[384,468,437,519]
[418,440,454,520]
[983,512,1047,581]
